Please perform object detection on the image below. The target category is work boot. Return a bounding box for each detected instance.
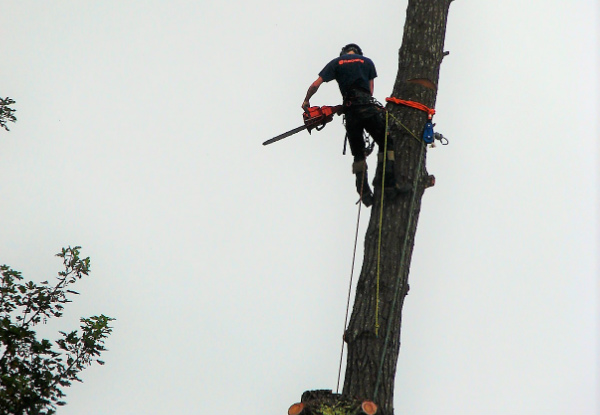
[353,160,374,207]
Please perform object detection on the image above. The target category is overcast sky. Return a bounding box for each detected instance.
[1,1,598,414]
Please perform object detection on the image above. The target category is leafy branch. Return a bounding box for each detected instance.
[0,247,114,415]
[0,97,17,131]
[20,247,91,328]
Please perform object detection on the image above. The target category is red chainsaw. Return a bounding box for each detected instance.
[262,105,343,146]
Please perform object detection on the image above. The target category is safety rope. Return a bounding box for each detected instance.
[374,111,390,337]
[338,98,436,395]
[373,138,426,401]
[336,166,367,393]
[385,112,420,143]
[371,97,434,399]
[385,97,435,119]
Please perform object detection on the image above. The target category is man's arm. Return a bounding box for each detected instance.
[302,77,324,110]
[369,79,374,95]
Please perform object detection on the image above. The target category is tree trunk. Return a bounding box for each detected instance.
[342,1,452,414]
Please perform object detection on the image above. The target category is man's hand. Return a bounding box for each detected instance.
[302,77,324,112]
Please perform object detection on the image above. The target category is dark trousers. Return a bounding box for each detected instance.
[344,91,389,162]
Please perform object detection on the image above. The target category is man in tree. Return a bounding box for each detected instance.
[302,44,405,207]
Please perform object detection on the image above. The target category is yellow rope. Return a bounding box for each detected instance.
[337,105,427,389]
[374,111,390,337]
[385,110,422,144]
[373,105,429,399]
[374,142,426,400]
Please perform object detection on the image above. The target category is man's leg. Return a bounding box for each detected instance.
[351,159,373,207]
[363,110,396,188]
[364,109,411,194]
[345,113,374,207]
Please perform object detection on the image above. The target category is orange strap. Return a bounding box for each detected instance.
[385,97,435,119]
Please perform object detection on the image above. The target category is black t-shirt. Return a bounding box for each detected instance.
[318,54,377,97]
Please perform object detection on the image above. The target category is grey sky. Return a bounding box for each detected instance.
[1,1,598,414]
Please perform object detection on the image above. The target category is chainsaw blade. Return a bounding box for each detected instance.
[263,124,309,146]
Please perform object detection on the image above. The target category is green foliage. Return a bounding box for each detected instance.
[316,401,357,415]
[0,97,17,131]
[298,390,368,415]
[0,247,114,415]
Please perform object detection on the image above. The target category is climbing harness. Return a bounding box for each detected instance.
[342,92,380,156]
[342,125,375,157]
[364,133,375,156]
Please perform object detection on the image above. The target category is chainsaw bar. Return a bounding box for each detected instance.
[262,124,309,146]
[263,105,341,146]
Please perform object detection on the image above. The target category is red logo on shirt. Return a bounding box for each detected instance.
[338,58,364,65]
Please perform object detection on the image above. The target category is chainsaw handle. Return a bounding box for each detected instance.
[303,104,343,134]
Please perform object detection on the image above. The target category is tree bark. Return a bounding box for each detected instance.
[342,1,452,414]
